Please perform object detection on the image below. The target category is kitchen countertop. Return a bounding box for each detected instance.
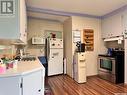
[0,59,44,77]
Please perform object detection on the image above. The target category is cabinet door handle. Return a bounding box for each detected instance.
[38,89,41,92]
[20,83,23,88]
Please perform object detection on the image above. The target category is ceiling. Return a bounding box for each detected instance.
[26,0,127,22]
[28,11,69,22]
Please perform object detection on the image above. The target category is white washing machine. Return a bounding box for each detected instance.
[74,52,86,83]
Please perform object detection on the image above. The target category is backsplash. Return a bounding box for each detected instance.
[0,45,16,59]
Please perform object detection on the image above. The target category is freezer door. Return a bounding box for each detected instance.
[49,38,63,49]
[48,49,63,76]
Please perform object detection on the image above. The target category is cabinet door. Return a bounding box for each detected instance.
[102,13,123,38]
[124,39,127,83]
[111,14,123,37]
[22,70,43,95]
[0,76,21,95]
[20,0,27,44]
[0,0,19,39]
[122,11,127,33]
[0,0,27,44]
[102,17,113,38]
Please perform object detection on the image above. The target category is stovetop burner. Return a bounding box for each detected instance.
[21,56,36,61]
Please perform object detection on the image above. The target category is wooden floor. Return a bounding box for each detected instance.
[46,75,127,95]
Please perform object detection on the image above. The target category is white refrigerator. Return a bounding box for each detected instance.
[46,38,63,76]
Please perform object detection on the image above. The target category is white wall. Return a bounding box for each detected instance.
[72,16,106,76]
[63,18,73,77]
[26,18,63,56]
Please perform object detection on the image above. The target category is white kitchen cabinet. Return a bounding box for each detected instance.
[122,11,127,36]
[112,14,123,37]
[0,0,27,44]
[102,16,112,38]
[123,15,127,29]
[124,39,127,84]
[0,70,44,95]
[102,13,123,38]
[0,76,22,95]
[123,11,127,83]
[19,0,27,44]
[22,70,43,95]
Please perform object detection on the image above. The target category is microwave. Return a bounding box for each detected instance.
[32,37,45,45]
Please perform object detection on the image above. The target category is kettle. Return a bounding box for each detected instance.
[76,41,85,52]
[107,48,113,56]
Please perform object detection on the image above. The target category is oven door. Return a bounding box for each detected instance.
[98,57,116,75]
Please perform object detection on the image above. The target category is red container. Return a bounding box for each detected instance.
[6,62,13,69]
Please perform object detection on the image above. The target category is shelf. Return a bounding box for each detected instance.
[83,29,94,51]
[84,36,93,39]
[84,39,93,41]
[85,43,93,45]
[84,34,93,36]
[84,30,93,33]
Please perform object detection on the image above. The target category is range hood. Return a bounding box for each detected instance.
[0,39,26,45]
[104,36,123,42]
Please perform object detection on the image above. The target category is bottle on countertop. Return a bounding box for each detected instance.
[0,63,6,73]
[13,60,18,69]
[0,59,3,64]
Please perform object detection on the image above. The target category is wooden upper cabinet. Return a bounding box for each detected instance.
[83,29,94,51]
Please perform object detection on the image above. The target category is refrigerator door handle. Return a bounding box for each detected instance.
[48,41,50,60]
[46,38,50,60]
[48,50,50,60]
